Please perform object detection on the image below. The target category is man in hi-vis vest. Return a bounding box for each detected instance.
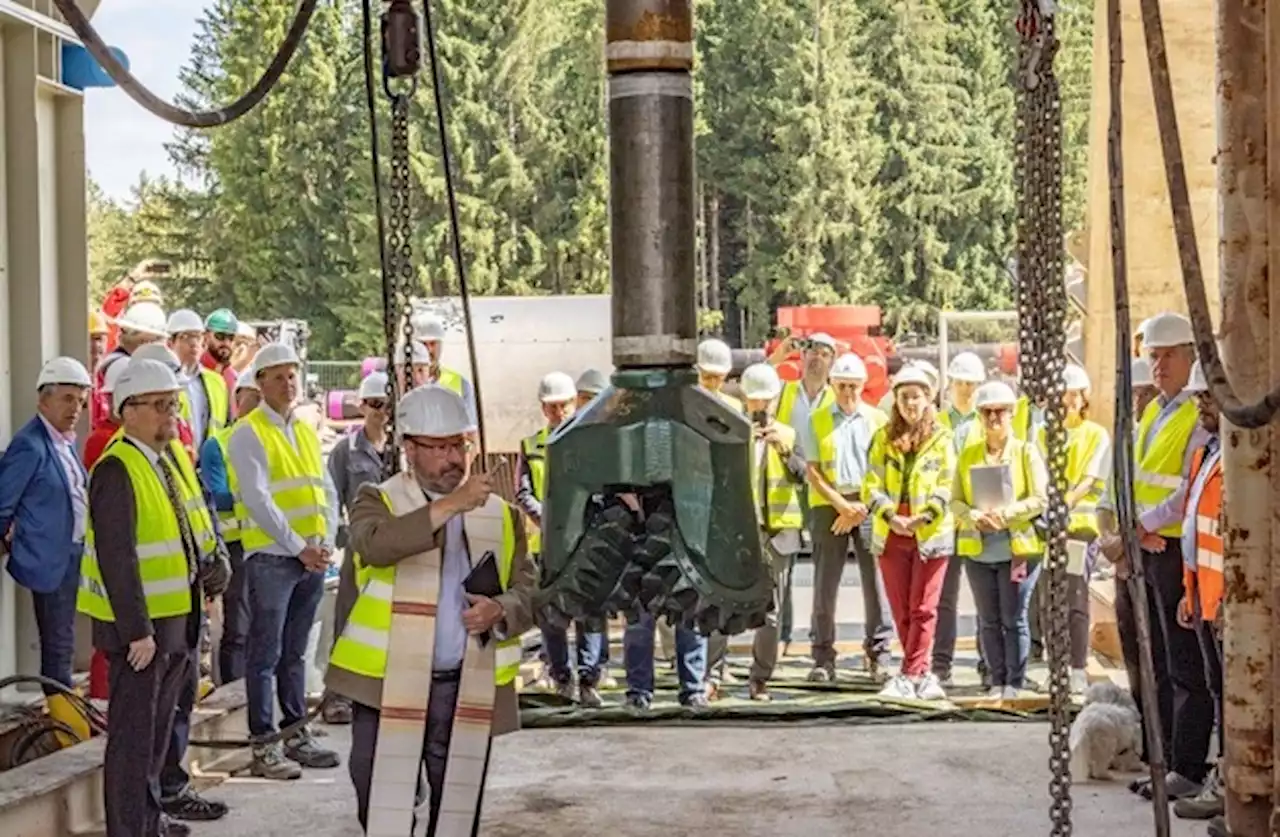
[329,385,536,835]
[1125,312,1214,803]
[410,312,479,426]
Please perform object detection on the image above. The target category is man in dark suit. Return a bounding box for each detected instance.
[0,357,93,739]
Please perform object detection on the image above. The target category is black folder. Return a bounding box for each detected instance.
[463,551,502,646]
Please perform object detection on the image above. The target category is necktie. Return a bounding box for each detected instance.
[157,452,199,582]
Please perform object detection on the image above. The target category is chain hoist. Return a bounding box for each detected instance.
[374,0,422,474]
[1013,2,1073,834]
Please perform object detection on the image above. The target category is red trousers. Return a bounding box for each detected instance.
[879,529,949,677]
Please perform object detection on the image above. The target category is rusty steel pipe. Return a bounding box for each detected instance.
[606,0,698,368]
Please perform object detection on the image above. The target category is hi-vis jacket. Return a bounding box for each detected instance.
[1037,418,1110,538]
[952,437,1047,559]
[1182,443,1224,622]
[1134,396,1200,537]
[862,424,956,559]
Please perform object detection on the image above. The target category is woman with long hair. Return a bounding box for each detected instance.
[862,366,956,700]
[952,381,1048,699]
[1040,364,1111,694]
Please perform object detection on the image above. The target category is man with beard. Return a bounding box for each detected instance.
[201,309,241,396]
[329,385,535,834]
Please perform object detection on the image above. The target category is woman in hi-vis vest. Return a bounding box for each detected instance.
[951,381,1048,700]
[1039,364,1111,694]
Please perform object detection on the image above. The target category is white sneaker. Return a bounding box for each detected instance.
[1002,686,1020,700]
[915,672,947,701]
[1069,669,1088,695]
[878,675,917,699]
[985,686,1005,700]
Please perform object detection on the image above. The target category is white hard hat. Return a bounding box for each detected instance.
[235,367,260,394]
[1186,360,1209,394]
[165,309,204,336]
[130,280,163,304]
[102,358,130,394]
[410,341,431,366]
[1142,312,1194,349]
[114,301,169,337]
[807,332,837,351]
[696,338,733,375]
[254,342,301,375]
[358,371,389,401]
[830,353,868,381]
[912,360,940,390]
[397,385,476,437]
[947,352,986,384]
[538,372,577,403]
[131,342,183,375]
[739,363,782,401]
[37,357,92,389]
[113,358,180,415]
[576,369,609,395]
[1132,357,1154,387]
[893,366,934,390]
[1063,363,1090,392]
[975,381,1018,409]
[412,313,446,342]
[236,321,257,340]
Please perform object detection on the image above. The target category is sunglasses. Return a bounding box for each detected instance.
[209,332,236,341]
[364,400,387,410]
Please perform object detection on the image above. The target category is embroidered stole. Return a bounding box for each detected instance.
[366,472,505,837]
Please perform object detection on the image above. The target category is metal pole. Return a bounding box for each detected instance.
[605,0,699,369]
[1217,0,1276,832]
[939,313,950,394]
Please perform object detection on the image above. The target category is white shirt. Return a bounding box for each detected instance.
[424,487,471,672]
[39,414,87,543]
[227,403,339,558]
[783,381,824,443]
[184,367,209,445]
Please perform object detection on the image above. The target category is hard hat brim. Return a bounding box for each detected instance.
[697,364,732,376]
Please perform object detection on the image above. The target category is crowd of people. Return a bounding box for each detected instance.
[0,279,1230,834]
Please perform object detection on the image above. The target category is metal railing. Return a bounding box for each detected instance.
[309,360,363,392]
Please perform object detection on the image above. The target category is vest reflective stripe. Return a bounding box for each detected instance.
[809,403,886,508]
[1013,396,1032,442]
[1183,447,1224,621]
[863,427,956,557]
[776,380,834,428]
[520,428,550,554]
[78,442,212,622]
[436,367,465,396]
[954,440,1045,558]
[329,492,521,685]
[239,408,328,550]
[213,427,247,543]
[751,424,803,529]
[1037,419,1109,537]
[939,409,983,449]
[1134,398,1200,537]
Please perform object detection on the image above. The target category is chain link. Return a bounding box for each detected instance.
[384,92,415,474]
[1014,3,1073,834]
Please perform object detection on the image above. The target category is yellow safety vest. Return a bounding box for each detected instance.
[1037,419,1109,537]
[1013,396,1032,442]
[809,402,888,508]
[212,426,247,544]
[939,407,983,449]
[1134,396,1200,537]
[954,438,1045,558]
[520,427,551,554]
[329,491,523,686]
[78,441,214,622]
[104,426,192,471]
[716,390,743,414]
[178,369,230,444]
[435,367,465,396]
[751,423,803,530]
[238,407,328,551]
[862,425,956,558]
[777,380,834,428]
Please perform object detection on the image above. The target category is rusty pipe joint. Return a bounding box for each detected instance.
[382,0,421,80]
[606,0,698,369]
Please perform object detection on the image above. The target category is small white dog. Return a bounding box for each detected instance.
[1069,683,1144,781]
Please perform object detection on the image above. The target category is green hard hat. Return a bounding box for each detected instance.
[204,308,238,333]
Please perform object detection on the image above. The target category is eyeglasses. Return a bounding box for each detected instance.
[979,407,1011,419]
[128,396,181,414]
[209,332,236,341]
[406,438,471,456]
[365,400,387,410]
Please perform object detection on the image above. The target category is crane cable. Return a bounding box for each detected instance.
[51,0,320,128]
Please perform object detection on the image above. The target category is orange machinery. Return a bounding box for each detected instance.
[763,305,895,405]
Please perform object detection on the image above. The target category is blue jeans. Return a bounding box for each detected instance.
[541,619,607,687]
[244,554,324,738]
[965,560,1042,689]
[31,546,81,693]
[623,613,706,702]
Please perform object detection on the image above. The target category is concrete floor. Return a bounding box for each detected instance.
[189,722,1199,837]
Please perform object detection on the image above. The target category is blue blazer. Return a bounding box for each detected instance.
[0,416,86,594]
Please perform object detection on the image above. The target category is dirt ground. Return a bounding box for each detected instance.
[190,721,1199,837]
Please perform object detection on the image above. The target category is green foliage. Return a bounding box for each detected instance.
[89,0,1094,356]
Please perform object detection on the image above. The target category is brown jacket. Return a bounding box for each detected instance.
[326,482,536,736]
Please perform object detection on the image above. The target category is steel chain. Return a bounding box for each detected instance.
[1014,3,1073,835]
[384,92,415,474]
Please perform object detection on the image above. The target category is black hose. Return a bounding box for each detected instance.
[0,674,109,733]
[51,0,322,128]
[421,0,488,460]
